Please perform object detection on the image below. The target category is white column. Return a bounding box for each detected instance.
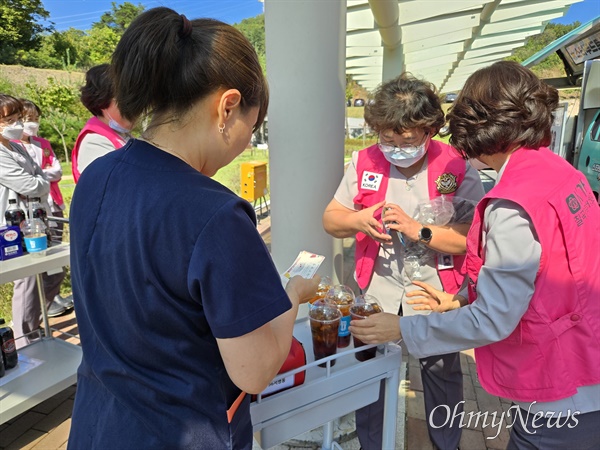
[382,45,405,82]
[265,0,346,283]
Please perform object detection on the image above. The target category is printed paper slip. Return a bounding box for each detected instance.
[282,251,325,280]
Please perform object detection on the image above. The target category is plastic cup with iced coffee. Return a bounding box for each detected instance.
[350,294,382,361]
[325,285,355,348]
[22,218,47,258]
[308,276,332,304]
[309,299,342,367]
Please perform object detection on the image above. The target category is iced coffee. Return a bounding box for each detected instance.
[308,276,332,304]
[309,300,342,367]
[350,295,382,361]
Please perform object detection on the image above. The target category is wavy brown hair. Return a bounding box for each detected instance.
[448,61,559,159]
[364,73,445,135]
[80,64,114,117]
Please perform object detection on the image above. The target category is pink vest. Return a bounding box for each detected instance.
[353,140,467,292]
[71,117,126,183]
[466,147,600,402]
[31,136,64,207]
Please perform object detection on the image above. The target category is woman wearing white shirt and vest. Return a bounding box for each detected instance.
[71,64,131,183]
[350,61,600,449]
[323,74,485,450]
[17,99,72,314]
[0,94,64,345]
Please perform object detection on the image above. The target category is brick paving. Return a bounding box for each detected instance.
[0,215,514,449]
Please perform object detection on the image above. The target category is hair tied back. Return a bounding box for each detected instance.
[179,14,193,38]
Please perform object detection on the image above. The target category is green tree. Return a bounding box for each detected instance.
[234,14,266,73]
[0,0,51,64]
[14,28,90,69]
[84,26,120,65]
[506,22,581,77]
[25,78,87,162]
[94,1,145,34]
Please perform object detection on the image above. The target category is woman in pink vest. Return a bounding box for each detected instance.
[71,64,131,183]
[351,61,600,449]
[323,73,485,450]
[17,99,72,315]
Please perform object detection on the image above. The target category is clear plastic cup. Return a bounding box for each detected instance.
[308,276,332,304]
[350,294,383,361]
[325,285,355,348]
[22,218,47,258]
[309,299,342,367]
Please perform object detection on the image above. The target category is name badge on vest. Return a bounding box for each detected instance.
[361,171,383,191]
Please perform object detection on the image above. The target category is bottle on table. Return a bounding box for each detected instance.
[0,318,18,369]
[5,198,27,252]
[28,197,52,246]
[4,198,26,227]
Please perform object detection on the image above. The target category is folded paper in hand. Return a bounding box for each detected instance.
[282,251,325,284]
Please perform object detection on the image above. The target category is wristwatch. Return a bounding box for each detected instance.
[418,227,433,244]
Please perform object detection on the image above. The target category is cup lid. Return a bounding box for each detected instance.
[325,284,355,306]
[309,299,342,320]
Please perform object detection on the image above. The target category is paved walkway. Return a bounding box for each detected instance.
[0,214,513,450]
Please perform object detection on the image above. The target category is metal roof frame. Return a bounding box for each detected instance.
[346,0,583,93]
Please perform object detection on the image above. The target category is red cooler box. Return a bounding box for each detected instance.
[255,337,306,399]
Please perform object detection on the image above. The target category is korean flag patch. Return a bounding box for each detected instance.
[361,171,383,191]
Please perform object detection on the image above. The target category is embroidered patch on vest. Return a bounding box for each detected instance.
[44,148,51,157]
[361,171,383,191]
[435,173,458,194]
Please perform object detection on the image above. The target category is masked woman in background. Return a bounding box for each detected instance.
[71,63,132,183]
[0,94,63,344]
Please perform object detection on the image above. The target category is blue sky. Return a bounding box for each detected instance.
[42,0,265,30]
[42,0,599,31]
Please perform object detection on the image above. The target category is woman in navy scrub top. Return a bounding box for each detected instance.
[67,8,319,450]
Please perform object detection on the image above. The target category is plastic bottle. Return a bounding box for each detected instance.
[28,197,52,246]
[0,318,18,369]
[21,218,48,257]
[29,197,47,221]
[4,198,27,253]
[4,198,26,227]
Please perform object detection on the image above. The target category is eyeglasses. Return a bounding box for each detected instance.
[378,132,429,153]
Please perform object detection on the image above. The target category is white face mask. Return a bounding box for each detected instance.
[1,122,24,141]
[106,112,131,134]
[23,121,40,137]
[378,134,429,168]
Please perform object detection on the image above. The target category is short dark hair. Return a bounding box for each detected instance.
[364,73,445,135]
[448,61,559,159]
[80,64,114,117]
[0,94,23,120]
[111,7,268,132]
[19,99,42,120]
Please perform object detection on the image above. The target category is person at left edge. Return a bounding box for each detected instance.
[0,94,59,347]
[67,8,319,450]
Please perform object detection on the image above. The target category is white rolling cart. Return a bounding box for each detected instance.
[0,244,82,424]
[251,313,402,450]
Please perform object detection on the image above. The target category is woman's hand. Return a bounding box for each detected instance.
[355,200,392,244]
[323,199,390,243]
[286,275,321,304]
[381,203,421,242]
[349,312,401,344]
[406,280,467,313]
